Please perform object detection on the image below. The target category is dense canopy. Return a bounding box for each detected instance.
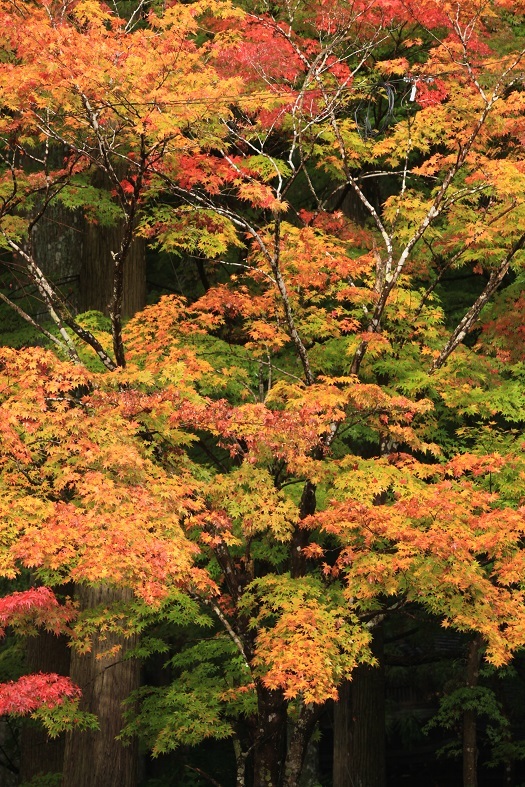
[2,0,525,784]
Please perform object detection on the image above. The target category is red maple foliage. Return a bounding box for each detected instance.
[0,673,80,715]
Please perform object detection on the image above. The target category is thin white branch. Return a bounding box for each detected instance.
[3,236,80,364]
[0,291,70,354]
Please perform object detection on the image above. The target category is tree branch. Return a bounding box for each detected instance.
[432,232,525,371]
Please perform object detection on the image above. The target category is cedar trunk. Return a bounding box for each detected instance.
[19,631,71,782]
[24,198,145,784]
[62,585,139,787]
[28,198,145,319]
[463,635,482,787]
[333,626,386,787]
[30,203,83,319]
[79,219,145,318]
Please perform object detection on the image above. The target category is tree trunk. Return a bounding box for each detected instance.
[298,732,320,787]
[463,634,482,787]
[19,630,71,782]
[333,625,385,787]
[283,703,320,787]
[233,737,248,787]
[27,196,145,321]
[62,585,140,787]
[30,203,84,318]
[79,219,145,318]
[252,685,287,787]
[14,186,145,786]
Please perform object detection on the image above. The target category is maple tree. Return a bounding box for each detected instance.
[2,0,525,785]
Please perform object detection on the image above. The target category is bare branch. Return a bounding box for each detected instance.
[0,290,71,354]
[1,239,117,372]
[432,233,525,371]
[3,236,81,364]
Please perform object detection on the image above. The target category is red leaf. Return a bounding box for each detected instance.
[0,673,81,715]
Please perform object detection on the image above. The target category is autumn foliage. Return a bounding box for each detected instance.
[2,0,525,784]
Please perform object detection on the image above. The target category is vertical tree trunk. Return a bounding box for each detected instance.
[22,201,145,786]
[79,220,145,318]
[30,204,84,318]
[233,738,247,787]
[252,685,287,787]
[333,625,385,787]
[62,585,139,787]
[19,630,71,783]
[283,703,320,787]
[333,679,352,787]
[28,196,145,321]
[11,169,145,784]
[463,635,482,787]
[298,733,320,787]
